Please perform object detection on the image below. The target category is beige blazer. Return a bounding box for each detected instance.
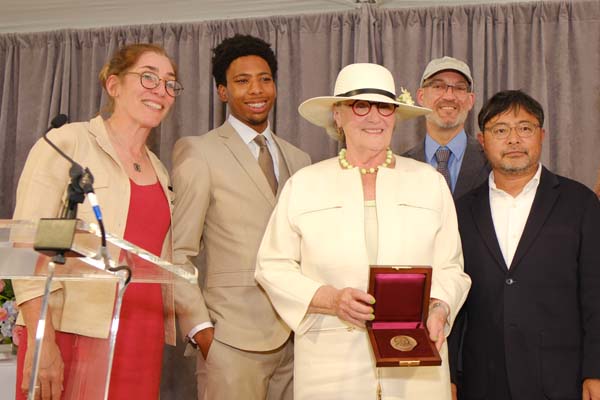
[13,115,178,345]
[171,122,311,351]
[255,156,472,399]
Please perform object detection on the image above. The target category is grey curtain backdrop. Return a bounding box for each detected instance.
[1,1,599,398]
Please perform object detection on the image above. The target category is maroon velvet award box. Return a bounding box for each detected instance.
[367,266,442,367]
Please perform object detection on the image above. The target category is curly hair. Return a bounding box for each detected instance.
[212,34,277,87]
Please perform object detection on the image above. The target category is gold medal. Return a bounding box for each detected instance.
[390,335,418,352]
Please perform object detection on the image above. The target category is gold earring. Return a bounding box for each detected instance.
[336,126,345,141]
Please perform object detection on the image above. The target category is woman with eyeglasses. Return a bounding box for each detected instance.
[12,43,183,399]
[255,63,471,399]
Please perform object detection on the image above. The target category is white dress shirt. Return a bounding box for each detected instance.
[228,114,280,179]
[489,164,542,268]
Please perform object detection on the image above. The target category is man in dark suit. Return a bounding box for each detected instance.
[450,90,600,400]
[403,56,489,199]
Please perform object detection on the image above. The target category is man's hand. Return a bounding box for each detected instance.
[193,327,214,360]
[583,378,600,400]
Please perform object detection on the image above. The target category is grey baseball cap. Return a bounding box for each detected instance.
[420,56,473,87]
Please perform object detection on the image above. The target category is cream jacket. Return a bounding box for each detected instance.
[256,156,472,399]
[13,115,178,344]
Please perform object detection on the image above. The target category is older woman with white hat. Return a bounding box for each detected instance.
[255,63,471,399]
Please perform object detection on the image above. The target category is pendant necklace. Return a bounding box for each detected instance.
[105,120,144,173]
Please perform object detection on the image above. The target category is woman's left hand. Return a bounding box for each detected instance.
[427,300,450,351]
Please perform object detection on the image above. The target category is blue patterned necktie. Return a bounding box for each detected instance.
[435,146,452,189]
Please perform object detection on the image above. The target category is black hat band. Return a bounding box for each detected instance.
[336,88,396,100]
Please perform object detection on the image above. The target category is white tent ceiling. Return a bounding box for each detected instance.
[1,0,541,34]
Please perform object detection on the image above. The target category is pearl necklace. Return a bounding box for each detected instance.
[338,148,393,174]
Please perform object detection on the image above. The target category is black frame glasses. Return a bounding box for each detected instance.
[484,122,540,139]
[423,79,471,98]
[126,71,184,97]
[345,100,397,117]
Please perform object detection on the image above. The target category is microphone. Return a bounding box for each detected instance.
[35,114,108,267]
[42,115,102,220]
[43,114,95,198]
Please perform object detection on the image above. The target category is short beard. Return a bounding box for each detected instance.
[426,108,468,130]
[246,114,269,127]
[248,116,269,127]
[495,155,537,176]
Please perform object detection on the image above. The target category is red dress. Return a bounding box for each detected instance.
[16,179,170,399]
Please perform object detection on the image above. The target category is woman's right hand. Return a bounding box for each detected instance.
[22,338,64,400]
[309,285,375,327]
[19,297,64,399]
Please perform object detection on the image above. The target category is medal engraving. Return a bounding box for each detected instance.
[390,335,418,352]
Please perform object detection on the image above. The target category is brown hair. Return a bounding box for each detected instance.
[99,43,177,114]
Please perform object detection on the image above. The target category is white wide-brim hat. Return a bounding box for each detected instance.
[298,63,431,140]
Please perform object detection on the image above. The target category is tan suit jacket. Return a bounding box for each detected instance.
[172,122,310,351]
[12,115,178,344]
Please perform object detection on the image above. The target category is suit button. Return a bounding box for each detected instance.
[505,278,515,285]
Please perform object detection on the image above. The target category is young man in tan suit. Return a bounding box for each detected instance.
[172,35,311,400]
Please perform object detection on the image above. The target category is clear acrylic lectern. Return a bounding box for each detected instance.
[0,219,196,400]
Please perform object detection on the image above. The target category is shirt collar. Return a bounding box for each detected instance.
[424,130,468,163]
[228,114,274,145]
[489,163,543,196]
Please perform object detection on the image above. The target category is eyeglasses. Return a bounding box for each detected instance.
[423,79,470,98]
[345,100,397,117]
[485,122,540,139]
[126,71,184,97]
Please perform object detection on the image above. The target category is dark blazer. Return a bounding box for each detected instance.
[402,134,490,200]
[450,167,600,400]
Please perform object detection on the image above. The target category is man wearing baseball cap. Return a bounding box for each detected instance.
[403,56,489,199]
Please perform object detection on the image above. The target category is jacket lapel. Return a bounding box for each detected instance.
[454,137,488,199]
[470,184,509,272]
[218,122,276,206]
[88,116,122,169]
[272,135,292,195]
[509,167,559,271]
[407,141,426,162]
